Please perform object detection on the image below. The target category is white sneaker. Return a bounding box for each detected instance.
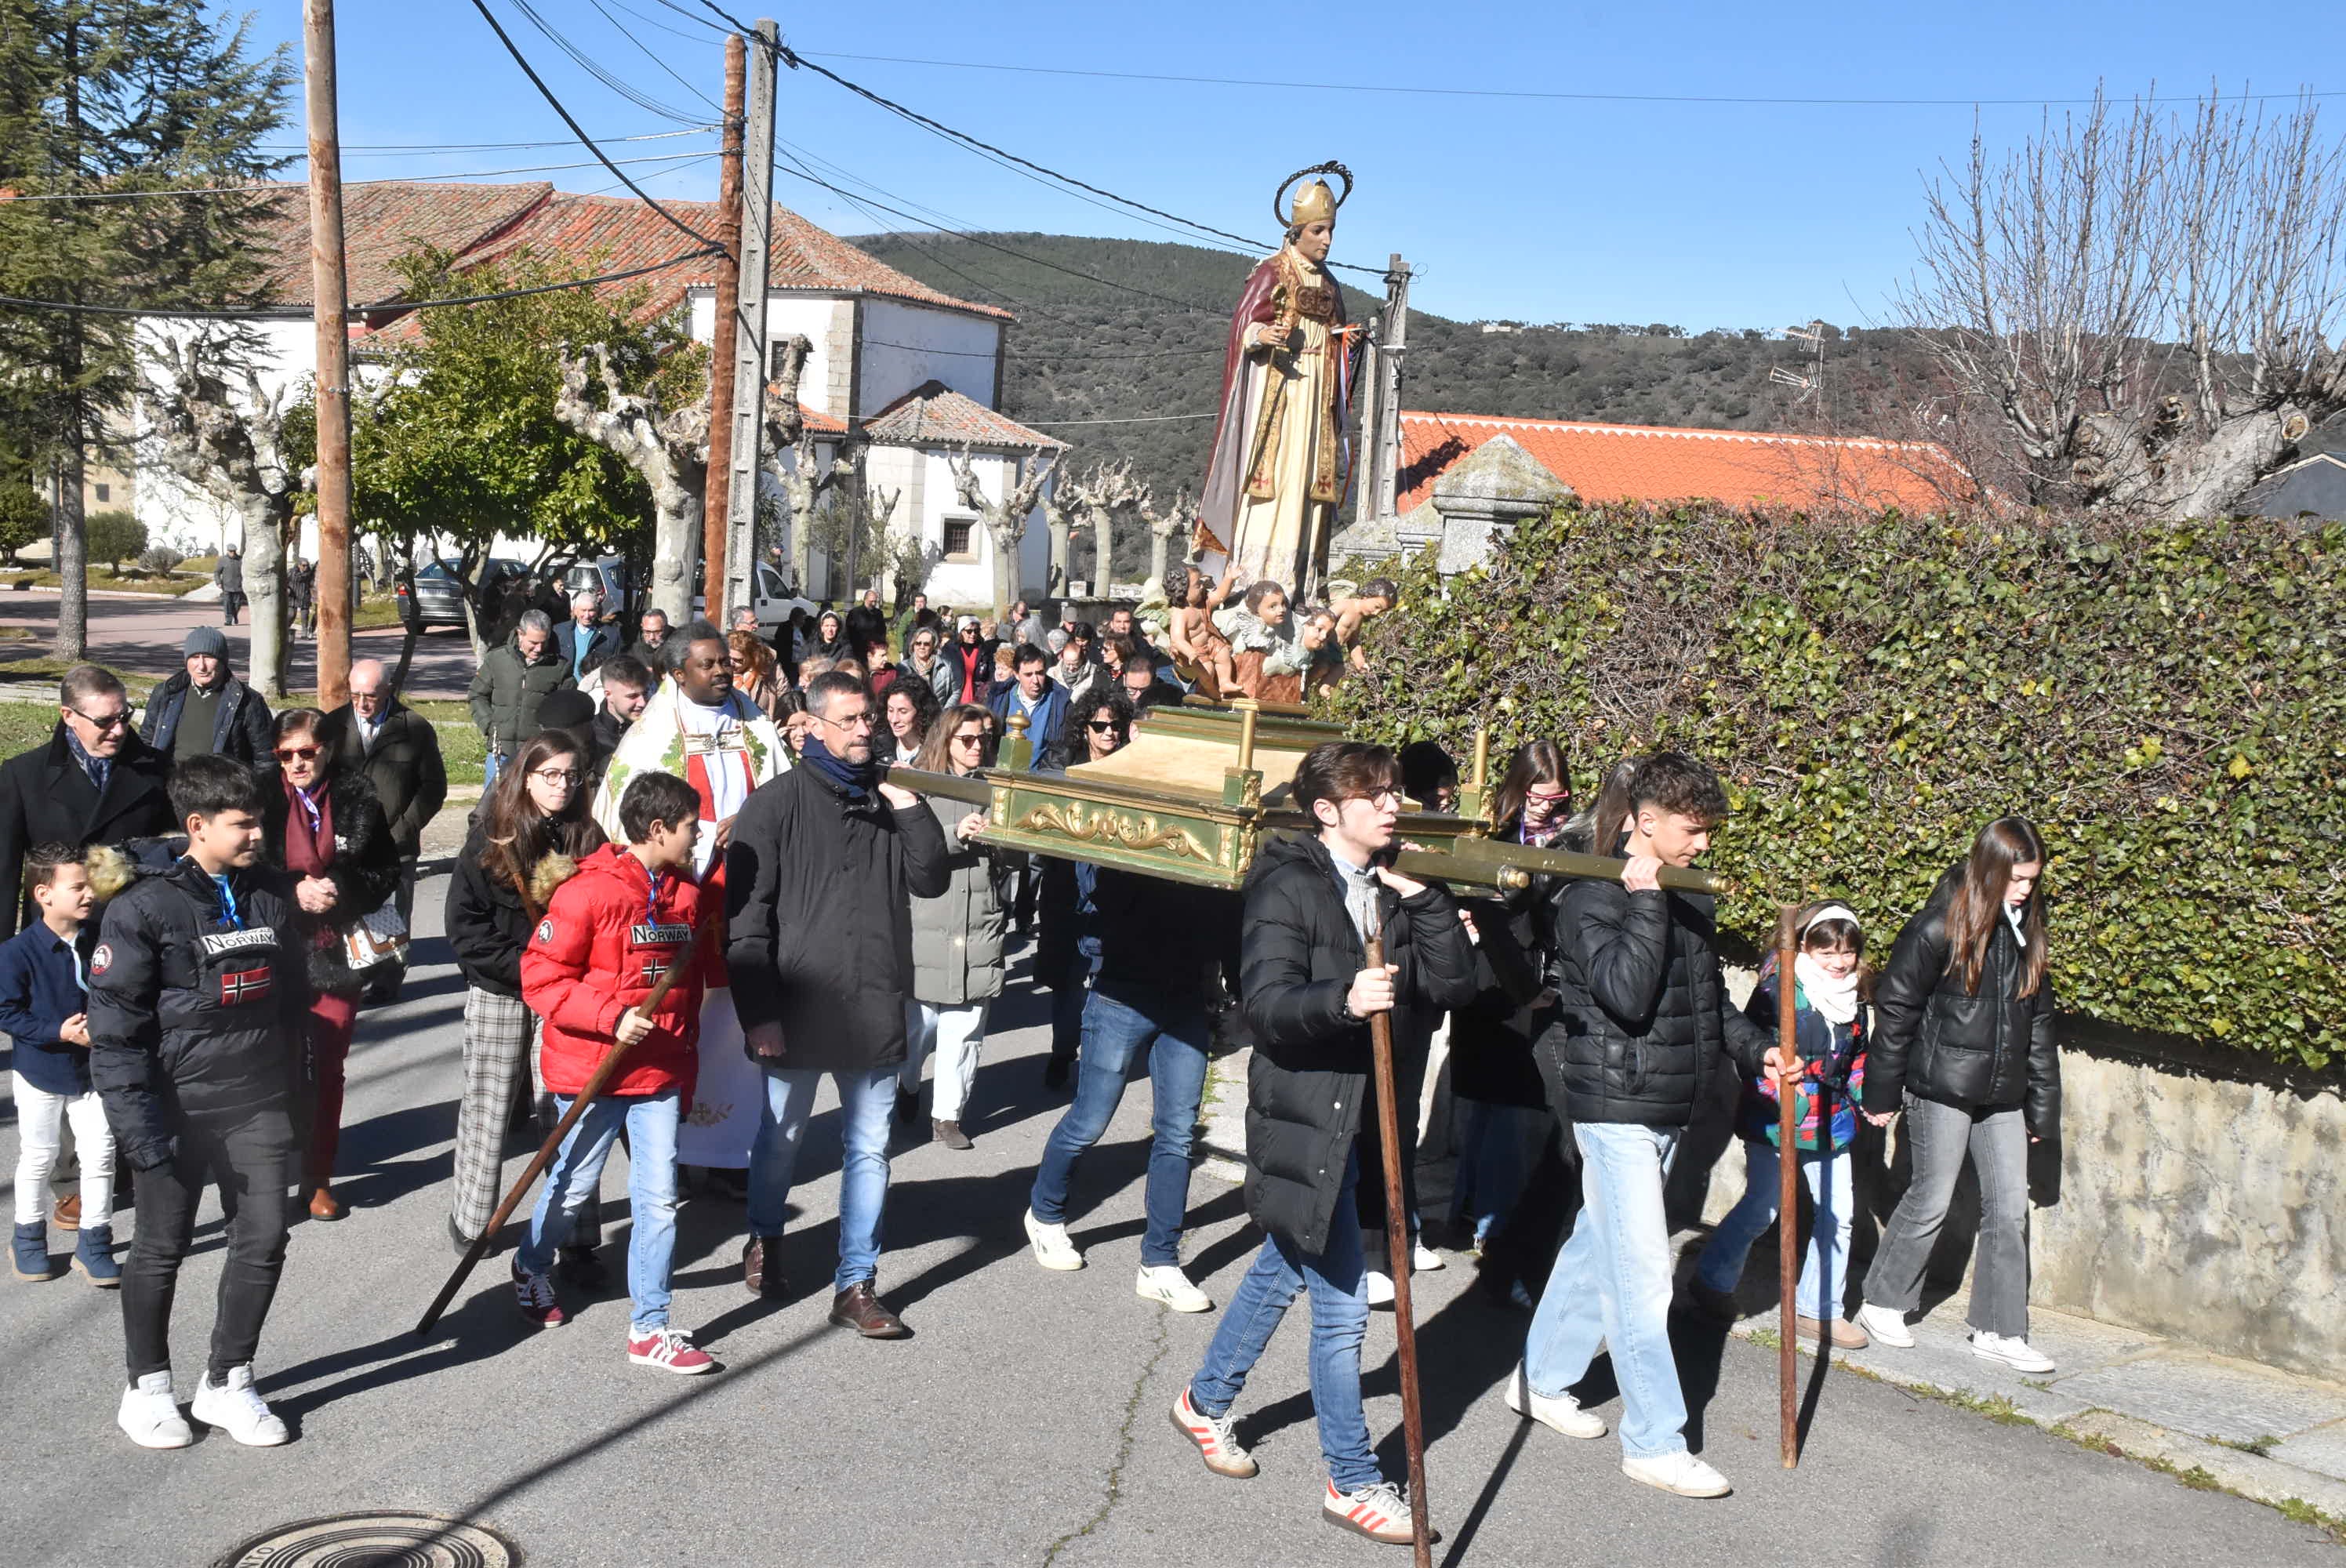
[1364,1267,1396,1307]
[1412,1241,1444,1272]
[1622,1450,1731,1497]
[1503,1363,1607,1439]
[191,1363,289,1446]
[1971,1330,2056,1374]
[117,1371,194,1450]
[1135,1264,1212,1313]
[1856,1302,1916,1348]
[1023,1208,1084,1271]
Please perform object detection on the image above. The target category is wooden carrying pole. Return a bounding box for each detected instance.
[1364,927,1433,1567]
[414,931,702,1337]
[1776,905,1800,1467]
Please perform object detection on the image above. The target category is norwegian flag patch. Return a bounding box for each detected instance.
[220,967,272,1007]
[91,943,112,976]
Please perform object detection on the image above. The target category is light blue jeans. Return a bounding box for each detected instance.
[1525,1121,1687,1459]
[1189,1149,1378,1493]
[1695,1141,1854,1322]
[746,1065,896,1294]
[516,1090,680,1329]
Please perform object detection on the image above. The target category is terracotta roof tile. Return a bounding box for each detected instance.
[253,181,556,307]
[862,379,1066,450]
[1395,411,1966,515]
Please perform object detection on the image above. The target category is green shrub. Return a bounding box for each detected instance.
[85,509,147,572]
[1332,503,2344,1067]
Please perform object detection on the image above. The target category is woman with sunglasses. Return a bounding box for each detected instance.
[1044,688,1135,772]
[876,679,939,768]
[727,630,786,720]
[444,731,608,1256]
[260,710,400,1222]
[898,704,1008,1147]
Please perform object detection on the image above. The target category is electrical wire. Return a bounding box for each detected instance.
[586,0,727,117]
[862,335,1221,360]
[800,51,2346,109]
[467,0,724,254]
[254,127,716,155]
[604,0,726,45]
[0,243,721,320]
[1022,412,1218,424]
[503,0,707,125]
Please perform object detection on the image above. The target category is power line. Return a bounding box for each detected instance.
[801,51,2345,109]
[862,335,1221,361]
[467,0,724,255]
[0,147,720,201]
[1024,412,1218,424]
[603,0,724,45]
[504,0,707,125]
[255,128,715,155]
[586,0,727,117]
[0,242,721,320]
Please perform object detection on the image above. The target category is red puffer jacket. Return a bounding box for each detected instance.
[521,844,707,1099]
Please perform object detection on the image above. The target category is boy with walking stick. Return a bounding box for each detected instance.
[1510,750,1799,1497]
[508,771,715,1373]
[1172,742,1475,1546]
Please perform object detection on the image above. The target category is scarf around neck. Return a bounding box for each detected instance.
[802,735,879,802]
[1792,951,1861,1025]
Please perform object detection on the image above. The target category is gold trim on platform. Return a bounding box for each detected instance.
[1015,802,1213,863]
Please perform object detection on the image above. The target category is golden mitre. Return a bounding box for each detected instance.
[1273,162,1352,230]
[1288,180,1337,227]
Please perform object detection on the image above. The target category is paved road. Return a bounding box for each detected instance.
[0,590,481,700]
[2,874,2336,1567]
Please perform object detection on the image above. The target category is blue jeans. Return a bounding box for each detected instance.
[517,1091,680,1329]
[1049,948,1101,1064]
[1450,1100,1550,1247]
[1695,1141,1854,1322]
[1525,1122,1687,1459]
[1028,984,1209,1266]
[746,1065,896,1293]
[482,749,503,789]
[1188,1149,1378,1493]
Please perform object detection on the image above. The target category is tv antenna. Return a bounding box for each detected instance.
[1773,321,1828,401]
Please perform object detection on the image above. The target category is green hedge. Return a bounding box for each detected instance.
[1333,503,2344,1068]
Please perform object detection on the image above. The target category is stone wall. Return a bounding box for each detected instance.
[1691,1016,2346,1383]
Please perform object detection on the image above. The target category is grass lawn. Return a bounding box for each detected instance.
[0,656,156,695]
[2,570,208,597]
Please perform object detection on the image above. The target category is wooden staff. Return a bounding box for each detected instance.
[414,913,706,1338]
[1775,904,1801,1468]
[1363,927,1433,1568]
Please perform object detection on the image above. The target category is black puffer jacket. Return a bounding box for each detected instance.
[1240,832,1477,1255]
[724,762,950,1073]
[260,768,401,1000]
[1447,880,1552,1111]
[86,857,312,1168]
[444,819,606,996]
[1863,869,2061,1136]
[1538,877,1774,1127]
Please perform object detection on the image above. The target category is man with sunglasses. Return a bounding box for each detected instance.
[727,671,948,1338]
[0,666,175,939]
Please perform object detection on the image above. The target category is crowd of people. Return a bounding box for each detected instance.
[0,579,2061,1550]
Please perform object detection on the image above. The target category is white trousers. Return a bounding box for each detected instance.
[13,1078,114,1227]
[901,1000,990,1123]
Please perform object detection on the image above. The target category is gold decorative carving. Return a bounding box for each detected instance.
[1015,802,1211,862]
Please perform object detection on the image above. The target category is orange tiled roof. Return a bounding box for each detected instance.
[862,379,1066,451]
[246,181,1008,323]
[1395,411,1966,515]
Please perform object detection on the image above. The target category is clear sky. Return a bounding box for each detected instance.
[242,0,2337,328]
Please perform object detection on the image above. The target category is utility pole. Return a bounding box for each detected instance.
[699,34,746,626]
[304,0,353,706]
[1364,253,1411,523]
[721,19,779,620]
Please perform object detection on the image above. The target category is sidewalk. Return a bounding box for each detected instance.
[1198,1045,2346,1534]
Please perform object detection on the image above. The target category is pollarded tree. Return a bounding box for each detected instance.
[1140,483,1197,590]
[947,445,1059,619]
[1062,459,1143,594]
[1900,89,2346,516]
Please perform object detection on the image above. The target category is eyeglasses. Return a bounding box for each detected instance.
[1526,789,1572,805]
[531,768,582,786]
[820,711,876,731]
[1349,787,1401,808]
[274,745,322,762]
[70,707,130,732]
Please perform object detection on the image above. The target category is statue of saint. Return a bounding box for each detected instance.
[1196,163,1357,597]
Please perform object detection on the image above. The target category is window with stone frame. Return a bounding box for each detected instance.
[942,516,977,562]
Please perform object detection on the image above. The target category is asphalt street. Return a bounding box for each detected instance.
[1,871,2337,1566]
[0,590,481,699]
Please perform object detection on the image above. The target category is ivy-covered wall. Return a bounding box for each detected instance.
[1332,504,2343,1068]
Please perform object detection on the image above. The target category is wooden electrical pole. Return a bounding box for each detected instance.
[304,0,353,707]
[1371,253,1411,523]
[721,19,779,620]
[699,32,747,628]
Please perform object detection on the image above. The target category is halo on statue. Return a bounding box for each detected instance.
[1272,160,1353,228]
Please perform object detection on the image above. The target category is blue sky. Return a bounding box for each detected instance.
[242,0,2337,328]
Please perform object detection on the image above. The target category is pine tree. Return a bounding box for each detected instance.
[0,2,292,658]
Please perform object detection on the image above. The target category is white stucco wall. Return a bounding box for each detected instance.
[132,317,318,554]
[690,288,856,420]
[881,447,1048,608]
[857,300,1001,416]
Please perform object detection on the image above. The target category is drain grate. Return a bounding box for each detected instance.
[214,1512,518,1568]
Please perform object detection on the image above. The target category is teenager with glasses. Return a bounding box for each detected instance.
[258,710,399,1223]
[0,665,174,941]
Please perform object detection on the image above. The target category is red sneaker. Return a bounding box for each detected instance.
[511,1261,565,1327]
[627,1325,716,1375]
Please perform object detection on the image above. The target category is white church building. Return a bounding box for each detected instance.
[133,180,1062,604]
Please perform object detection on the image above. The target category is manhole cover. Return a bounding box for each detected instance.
[214,1512,518,1568]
